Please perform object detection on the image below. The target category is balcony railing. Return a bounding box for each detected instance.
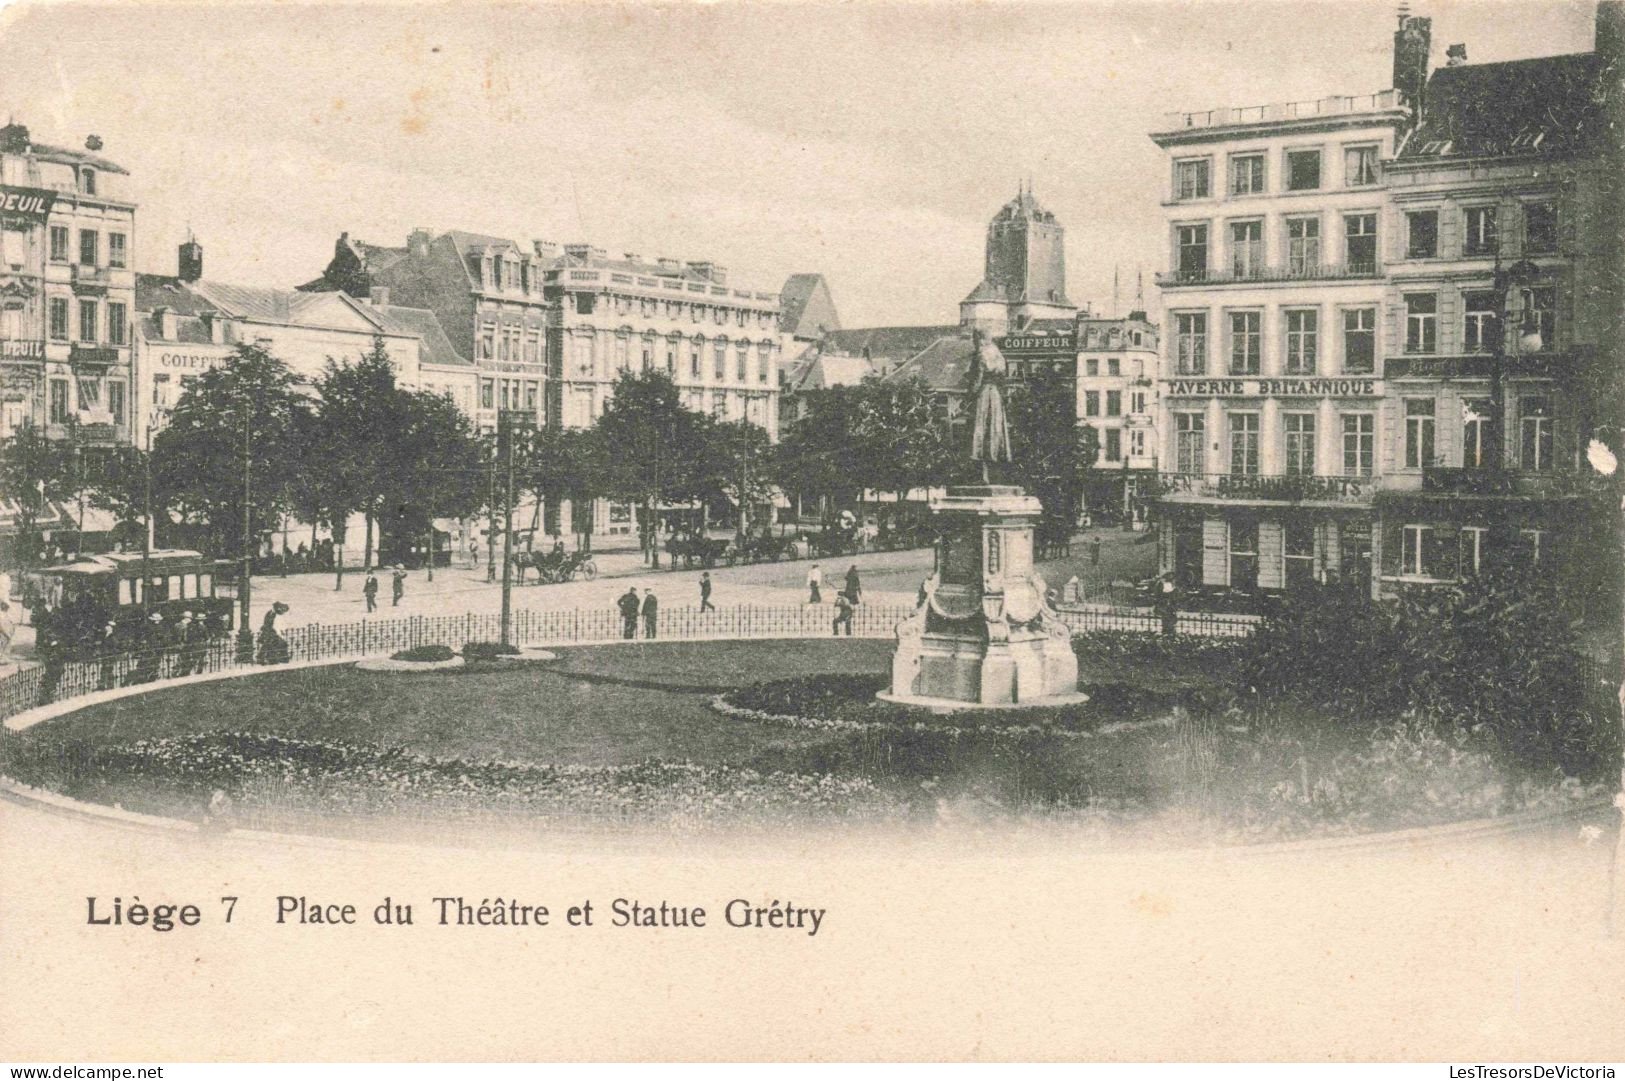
[1409,466,1601,499]
[1159,89,1403,133]
[1152,471,1377,504]
[69,344,121,367]
[69,264,114,292]
[1156,261,1382,288]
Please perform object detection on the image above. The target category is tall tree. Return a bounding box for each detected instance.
[774,383,866,525]
[854,374,953,523]
[703,417,777,542]
[1005,369,1099,537]
[84,445,153,552]
[151,343,309,560]
[313,336,407,572]
[0,421,72,567]
[389,387,486,576]
[522,424,604,550]
[592,370,710,564]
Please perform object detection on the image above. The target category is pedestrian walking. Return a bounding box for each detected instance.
[95,619,120,689]
[699,572,715,612]
[391,566,406,607]
[807,563,823,604]
[257,602,291,664]
[182,609,210,676]
[618,587,641,639]
[641,589,659,639]
[363,571,379,613]
[1091,535,1103,566]
[1157,576,1178,638]
[845,564,861,605]
[833,590,855,636]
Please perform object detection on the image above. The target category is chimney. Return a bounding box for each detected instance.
[153,306,177,341]
[686,260,726,284]
[177,238,203,283]
[369,286,390,310]
[532,239,558,260]
[1392,11,1433,121]
[408,228,433,259]
[564,243,593,261]
[656,257,682,274]
[623,252,641,263]
[1446,43,1467,66]
[201,310,225,345]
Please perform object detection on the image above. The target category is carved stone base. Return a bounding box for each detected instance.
[887,483,1081,710]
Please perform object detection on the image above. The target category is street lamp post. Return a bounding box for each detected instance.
[239,391,253,644]
[498,410,533,648]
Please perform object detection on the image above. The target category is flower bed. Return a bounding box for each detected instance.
[716,673,1190,737]
[0,731,909,829]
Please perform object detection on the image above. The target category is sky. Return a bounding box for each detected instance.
[0,0,1601,328]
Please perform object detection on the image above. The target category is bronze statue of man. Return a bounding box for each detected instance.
[969,331,1013,483]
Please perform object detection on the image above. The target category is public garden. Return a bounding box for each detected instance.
[1,565,1616,849]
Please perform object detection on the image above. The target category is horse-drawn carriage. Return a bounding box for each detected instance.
[511,545,598,585]
[726,531,797,565]
[665,532,731,568]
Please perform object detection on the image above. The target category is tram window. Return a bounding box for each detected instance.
[119,579,134,605]
[198,573,212,595]
[149,576,167,602]
[167,575,182,598]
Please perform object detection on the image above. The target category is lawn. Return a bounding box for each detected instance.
[2,635,1604,844]
[28,639,896,768]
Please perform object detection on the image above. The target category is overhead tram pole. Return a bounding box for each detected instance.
[498,409,533,648]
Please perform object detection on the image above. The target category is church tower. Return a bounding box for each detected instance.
[960,183,1075,335]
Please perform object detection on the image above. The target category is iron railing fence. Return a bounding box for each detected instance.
[2,602,1617,736]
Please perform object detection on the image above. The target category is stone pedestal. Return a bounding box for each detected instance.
[885,486,1080,708]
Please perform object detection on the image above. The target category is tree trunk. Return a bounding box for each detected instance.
[426,525,435,582]
[333,521,346,591]
[363,512,374,572]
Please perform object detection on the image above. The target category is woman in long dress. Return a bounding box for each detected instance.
[969,332,1013,480]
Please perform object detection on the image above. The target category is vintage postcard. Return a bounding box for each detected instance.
[1,0,1623,1064]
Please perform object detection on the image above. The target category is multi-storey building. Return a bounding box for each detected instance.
[305,231,783,536]
[136,239,475,445]
[542,246,781,437]
[1148,49,1413,594]
[302,229,552,434]
[1075,312,1160,521]
[1148,8,1620,603]
[0,123,136,448]
[1373,18,1617,596]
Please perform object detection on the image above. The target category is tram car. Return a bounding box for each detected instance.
[19,550,236,651]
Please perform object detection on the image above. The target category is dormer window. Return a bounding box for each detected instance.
[78,168,96,196]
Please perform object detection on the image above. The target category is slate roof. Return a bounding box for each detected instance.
[819,325,961,368]
[2,126,131,175]
[883,335,976,394]
[1398,53,1603,161]
[369,304,470,368]
[780,348,873,394]
[136,274,215,317]
[779,273,841,336]
[136,312,214,346]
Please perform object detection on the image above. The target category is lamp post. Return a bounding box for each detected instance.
[239,387,253,642]
[497,409,533,647]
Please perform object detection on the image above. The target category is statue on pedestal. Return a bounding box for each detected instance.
[969,332,1013,484]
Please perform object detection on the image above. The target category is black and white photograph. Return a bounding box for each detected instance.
[0,0,1622,1064]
